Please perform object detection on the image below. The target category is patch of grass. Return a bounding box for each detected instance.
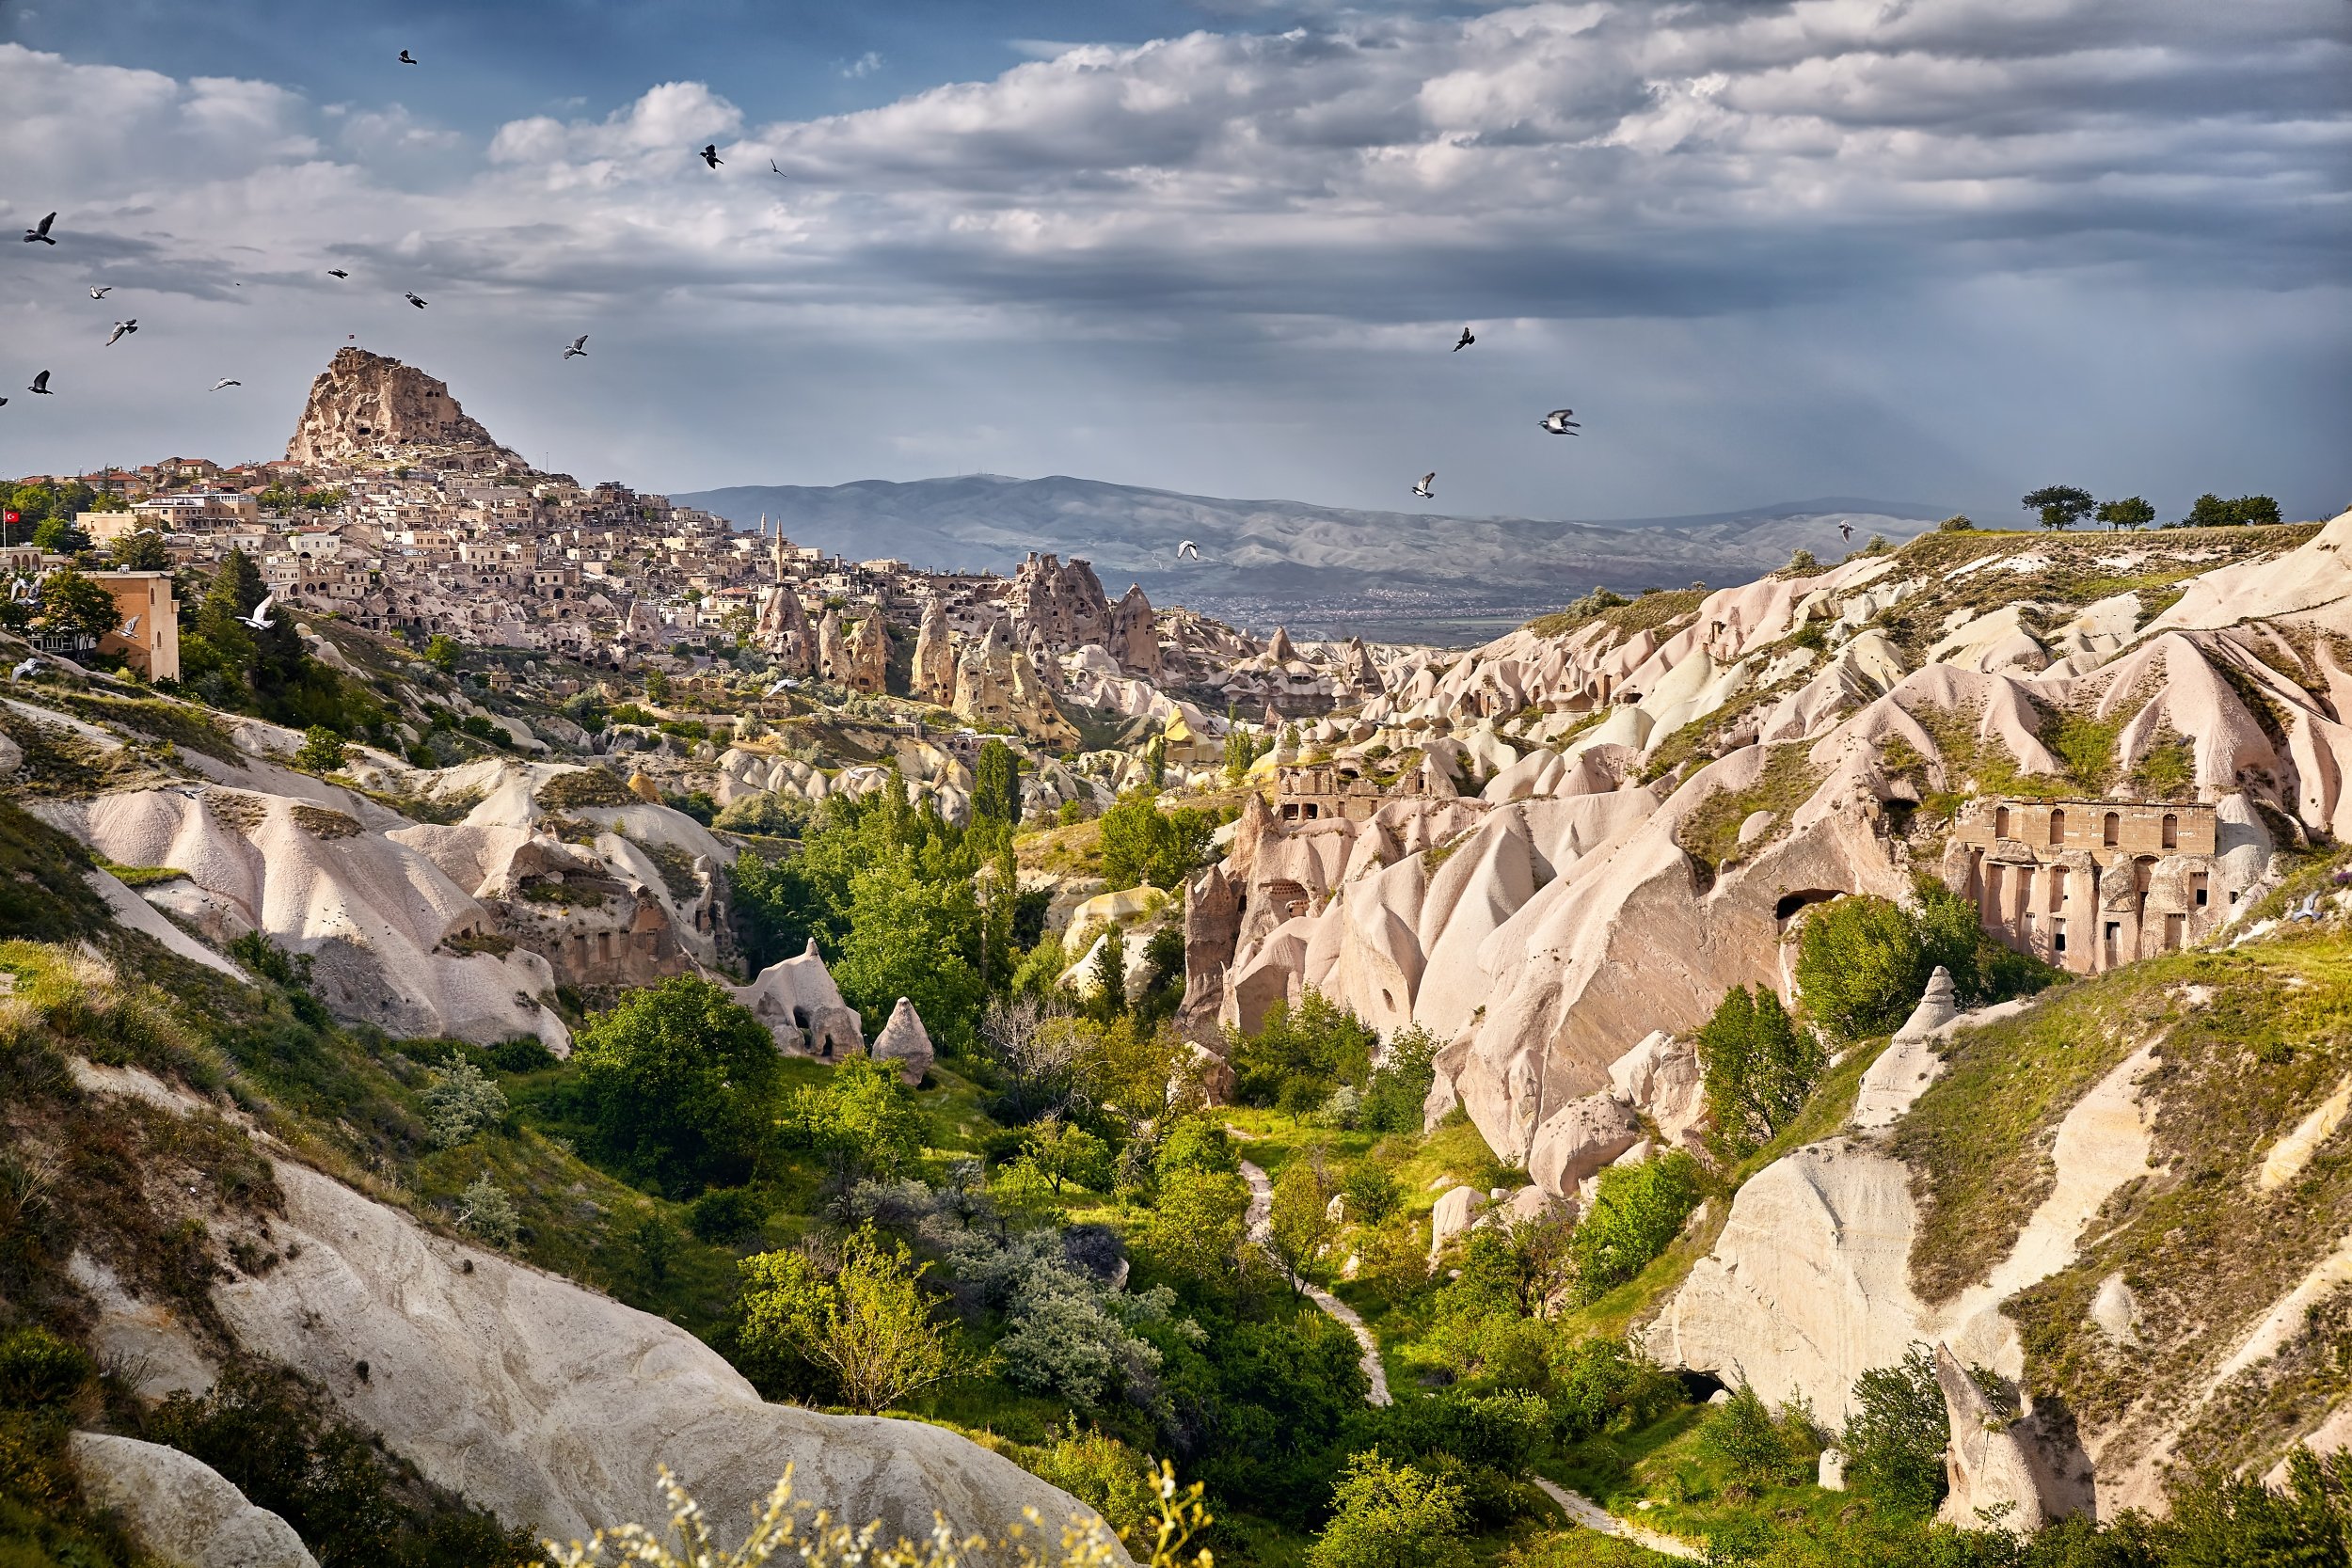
[49,691,240,760]
[0,803,110,942]
[2002,934,2352,1470]
[96,860,189,889]
[1673,746,1824,880]
[639,840,704,905]
[2129,728,2196,800]
[536,767,635,809]
[2041,709,2122,794]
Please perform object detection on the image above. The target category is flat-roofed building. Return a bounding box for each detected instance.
[87,571,180,682]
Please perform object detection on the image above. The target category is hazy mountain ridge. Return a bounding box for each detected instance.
[675,475,1948,633]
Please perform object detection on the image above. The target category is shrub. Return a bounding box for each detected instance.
[1569,1152,1702,1303]
[294,724,349,772]
[1360,1024,1438,1133]
[1694,986,1824,1156]
[1307,1450,1470,1568]
[783,1055,926,1184]
[1547,1338,1682,1441]
[1793,895,1927,1040]
[572,976,785,1191]
[1096,789,1217,892]
[738,1227,977,1414]
[1025,1430,1164,1544]
[0,1326,94,1413]
[1699,1385,1812,1491]
[688,1186,765,1243]
[420,1059,507,1148]
[1342,1164,1403,1227]
[455,1177,519,1248]
[1842,1346,1949,1515]
[1228,991,1379,1115]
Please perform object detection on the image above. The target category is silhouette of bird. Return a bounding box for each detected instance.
[764,677,800,697]
[1453,327,1474,352]
[10,658,40,681]
[243,594,278,630]
[701,144,723,168]
[89,286,111,299]
[327,269,349,278]
[405,292,427,309]
[26,372,52,395]
[1838,520,1854,544]
[105,319,137,346]
[1411,472,1435,499]
[399,49,418,64]
[119,614,140,637]
[212,378,241,391]
[1176,540,1200,561]
[23,213,56,245]
[1539,409,1581,436]
[770,159,788,177]
[563,335,588,358]
[0,397,8,407]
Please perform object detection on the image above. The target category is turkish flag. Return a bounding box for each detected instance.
[2,511,17,525]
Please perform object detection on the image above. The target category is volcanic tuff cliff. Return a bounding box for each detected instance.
[285,347,518,467]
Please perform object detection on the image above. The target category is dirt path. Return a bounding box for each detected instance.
[1236,1155,1696,1556]
[1237,1160,1391,1405]
[1529,1478,1703,1560]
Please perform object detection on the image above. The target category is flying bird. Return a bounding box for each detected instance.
[700,144,723,168]
[1453,327,1475,352]
[1411,472,1435,499]
[399,49,418,64]
[212,378,241,390]
[89,286,111,299]
[1838,520,1854,544]
[10,658,40,681]
[119,614,140,638]
[105,319,137,346]
[1539,408,1581,436]
[327,269,349,278]
[405,292,427,309]
[243,594,278,630]
[769,159,788,177]
[23,213,56,245]
[563,335,588,358]
[1176,540,1200,561]
[763,678,801,697]
[26,372,52,395]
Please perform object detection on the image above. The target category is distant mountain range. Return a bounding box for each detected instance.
[674,475,1951,641]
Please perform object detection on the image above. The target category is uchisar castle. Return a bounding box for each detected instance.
[4,346,2352,1565]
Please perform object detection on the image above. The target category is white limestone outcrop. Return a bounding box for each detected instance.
[70,1431,318,1568]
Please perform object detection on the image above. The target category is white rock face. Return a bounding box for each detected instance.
[872,996,935,1085]
[1429,1184,1487,1257]
[735,940,866,1059]
[70,1431,318,1568]
[1526,1092,1642,1198]
[212,1161,1125,1560]
[1606,1032,1708,1152]
[1934,1345,2046,1534]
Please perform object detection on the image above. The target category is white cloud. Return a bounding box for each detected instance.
[838,51,884,80]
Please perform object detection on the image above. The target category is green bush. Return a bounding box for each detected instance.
[1569,1152,1702,1304]
[571,976,785,1191]
[782,1055,926,1184]
[1360,1024,1438,1133]
[420,1060,507,1149]
[1307,1450,1470,1568]
[1694,986,1824,1156]
[1547,1338,1683,1441]
[1795,880,2056,1045]
[688,1186,765,1243]
[1700,1385,1815,1492]
[1096,789,1217,892]
[1228,991,1379,1115]
[1842,1347,1949,1515]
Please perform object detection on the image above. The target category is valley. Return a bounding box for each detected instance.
[4,358,2352,1567]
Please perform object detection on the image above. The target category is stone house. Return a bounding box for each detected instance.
[1274,761,1389,823]
[1942,798,2233,974]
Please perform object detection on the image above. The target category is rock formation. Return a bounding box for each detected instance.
[736,939,866,1060]
[71,1432,319,1568]
[873,996,935,1085]
[284,348,516,469]
[1007,552,1113,653]
[952,625,1079,746]
[818,610,849,685]
[913,598,957,704]
[1934,1344,2047,1534]
[755,585,817,675]
[843,613,891,695]
[1108,585,1161,680]
[209,1159,1124,1559]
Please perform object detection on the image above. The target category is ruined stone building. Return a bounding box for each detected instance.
[1274,761,1391,823]
[1943,798,2233,974]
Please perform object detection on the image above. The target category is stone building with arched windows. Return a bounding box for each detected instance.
[1941,797,2243,974]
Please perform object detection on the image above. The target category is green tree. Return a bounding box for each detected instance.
[807,1227,975,1414]
[1700,1384,1809,1490]
[1266,1154,1336,1293]
[423,633,460,672]
[571,976,785,1190]
[1360,1023,1439,1133]
[1142,1168,1250,1294]
[1228,990,1380,1115]
[1694,985,1824,1155]
[1341,1164,1403,1227]
[1144,731,1167,789]
[733,1246,837,1400]
[1843,1347,1950,1514]
[1935,514,1977,531]
[106,528,172,571]
[834,850,985,1046]
[1089,927,1128,1020]
[1307,1450,1470,1568]
[32,568,120,641]
[1023,1115,1112,1195]
[1096,788,1216,891]
[644,667,669,703]
[421,1059,506,1148]
[1570,1151,1702,1303]
[1793,895,1926,1040]
[2023,484,2096,531]
[31,516,89,555]
[294,725,349,773]
[2095,496,2156,531]
[785,1054,926,1183]
[972,738,1022,827]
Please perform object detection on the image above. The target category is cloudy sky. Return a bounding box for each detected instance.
[1,0,2345,524]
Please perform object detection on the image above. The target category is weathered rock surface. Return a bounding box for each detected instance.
[913,598,957,703]
[873,996,935,1085]
[736,939,866,1059]
[1935,1345,2046,1534]
[1527,1092,1644,1198]
[285,348,515,468]
[70,1431,318,1568]
[1606,1031,1708,1152]
[212,1161,1125,1560]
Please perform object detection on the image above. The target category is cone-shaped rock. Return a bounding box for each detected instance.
[874,996,934,1085]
